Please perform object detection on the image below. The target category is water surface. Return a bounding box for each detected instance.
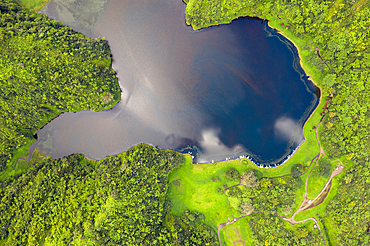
[35,0,318,165]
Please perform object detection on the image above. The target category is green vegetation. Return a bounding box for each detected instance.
[0,4,218,245]
[225,168,239,180]
[170,0,370,245]
[1,0,370,245]
[37,0,108,36]
[291,163,303,178]
[248,214,322,245]
[15,0,50,11]
[0,0,120,172]
[168,156,247,245]
[325,162,370,245]
[0,144,217,245]
[185,0,370,162]
[167,154,340,245]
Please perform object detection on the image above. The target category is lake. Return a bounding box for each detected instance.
[34,0,319,165]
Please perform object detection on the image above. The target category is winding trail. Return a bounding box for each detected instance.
[224,183,243,197]
[304,115,326,197]
[218,114,343,246]
[274,116,344,246]
[224,180,243,197]
[275,213,327,245]
[277,162,344,223]
[217,212,262,246]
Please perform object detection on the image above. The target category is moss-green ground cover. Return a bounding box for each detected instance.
[4,0,363,244]
[167,155,252,245]
[166,8,352,245]
[15,0,50,11]
[167,153,350,245]
[168,155,241,225]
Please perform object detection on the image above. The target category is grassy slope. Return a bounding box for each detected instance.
[168,149,349,245]
[15,0,50,11]
[167,155,250,245]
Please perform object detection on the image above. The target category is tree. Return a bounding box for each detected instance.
[228,196,241,210]
[282,205,292,216]
[322,74,337,87]
[241,169,259,188]
[319,161,331,177]
[240,202,255,215]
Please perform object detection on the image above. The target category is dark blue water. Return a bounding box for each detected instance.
[177,20,318,165]
[34,0,318,166]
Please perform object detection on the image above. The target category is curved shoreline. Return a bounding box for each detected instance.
[266,21,324,168]
[24,9,321,170]
[185,16,323,169]
[266,20,323,130]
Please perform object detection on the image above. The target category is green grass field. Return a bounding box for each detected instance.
[167,155,262,245]
[167,153,350,245]
[15,0,50,11]
[7,1,349,244]
[0,148,45,181]
[166,15,350,245]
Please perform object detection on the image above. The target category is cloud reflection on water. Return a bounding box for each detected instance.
[34,0,318,165]
[273,116,304,145]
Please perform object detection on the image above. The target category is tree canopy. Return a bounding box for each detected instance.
[0,0,120,171]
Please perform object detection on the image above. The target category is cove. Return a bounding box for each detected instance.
[33,0,319,165]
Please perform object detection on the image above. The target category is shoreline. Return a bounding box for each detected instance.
[31,16,322,169]
[20,11,322,170]
[265,19,325,165]
[186,15,323,169]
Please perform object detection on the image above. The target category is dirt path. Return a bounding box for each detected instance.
[275,213,326,245]
[224,182,242,197]
[258,152,320,182]
[274,161,343,246]
[218,115,340,246]
[217,212,262,246]
[273,116,343,246]
[283,162,344,223]
[260,114,325,183]
[316,115,326,158]
[310,180,332,208]
[303,115,326,197]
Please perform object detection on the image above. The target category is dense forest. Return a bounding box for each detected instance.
[0,151,218,244]
[184,0,370,244]
[0,144,217,245]
[223,166,328,245]
[1,0,370,245]
[0,0,120,172]
[0,1,217,245]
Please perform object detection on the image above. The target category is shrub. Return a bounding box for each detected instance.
[212,176,220,182]
[225,168,239,179]
[291,164,303,178]
[319,161,331,177]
